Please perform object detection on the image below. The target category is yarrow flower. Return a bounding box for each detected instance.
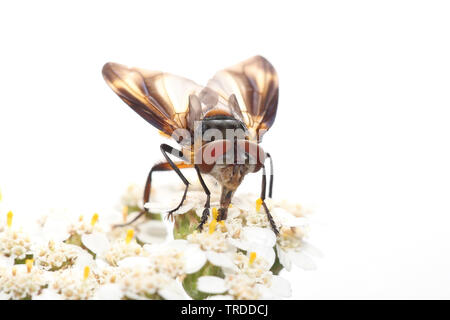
[50,267,98,300]
[276,226,321,271]
[117,265,185,300]
[0,227,33,261]
[0,182,318,300]
[0,264,48,299]
[33,240,83,271]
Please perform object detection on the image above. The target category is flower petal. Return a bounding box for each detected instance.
[159,281,190,300]
[184,244,207,274]
[206,251,237,271]
[271,207,307,227]
[251,245,276,269]
[92,284,123,300]
[197,276,228,294]
[72,250,95,270]
[241,227,276,248]
[81,232,110,256]
[276,245,292,271]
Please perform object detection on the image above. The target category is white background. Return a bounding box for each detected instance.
[1,1,450,299]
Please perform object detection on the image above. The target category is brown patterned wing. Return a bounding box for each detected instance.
[102,62,203,141]
[205,56,279,141]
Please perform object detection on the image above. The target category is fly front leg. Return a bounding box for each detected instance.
[160,144,192,221]
[195,166,212,231]
[114,160,193,228]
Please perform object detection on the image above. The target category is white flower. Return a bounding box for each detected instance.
[104,239,146,266]
[80,230,146,267]
[232,252,272,284]
[228,227,276,269]
[33,240,84,271]
[50,268,98,300]
[276,227,321,271]
[0,181,315,300]
[197,273,291,300]
[276,199,309,217]
[0,265,48,299]
[118,265,182,300]
[196,274,261,300]
[143,240,207,275]
[67,214,105,236]
[270,207,308,228]
[0,228,33,260]
[186,231,237,271]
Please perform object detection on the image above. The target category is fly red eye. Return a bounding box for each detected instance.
[195,140,232,173]
[236,140,266,172]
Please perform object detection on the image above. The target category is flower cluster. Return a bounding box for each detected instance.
[0,180,318,299]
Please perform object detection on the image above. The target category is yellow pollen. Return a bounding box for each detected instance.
[249,252,257,264]
[83,266,90,280]
[12,267,17,276]
[219,220,225,227]
[7,211,13,228]
[90,213,99,226]
[256,198,263,212]
[78,215,84,222]
[122,206,129,222]
[229,204,232,208]
[125,229,134,244]
[212,207,218,220]
[209,219,218,234]
[26,259,34,273]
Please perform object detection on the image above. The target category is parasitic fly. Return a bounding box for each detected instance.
[102,56,279,234]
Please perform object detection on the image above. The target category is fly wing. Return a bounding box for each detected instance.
[205,55,279,141]
[102,62,203,142]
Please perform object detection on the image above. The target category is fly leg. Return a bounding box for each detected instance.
[266,152,274,198]
[114,144,192,227]
[260,164,279,235]
[114,160,193,227]
[195,166,211,231]
[159,144,192,221]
